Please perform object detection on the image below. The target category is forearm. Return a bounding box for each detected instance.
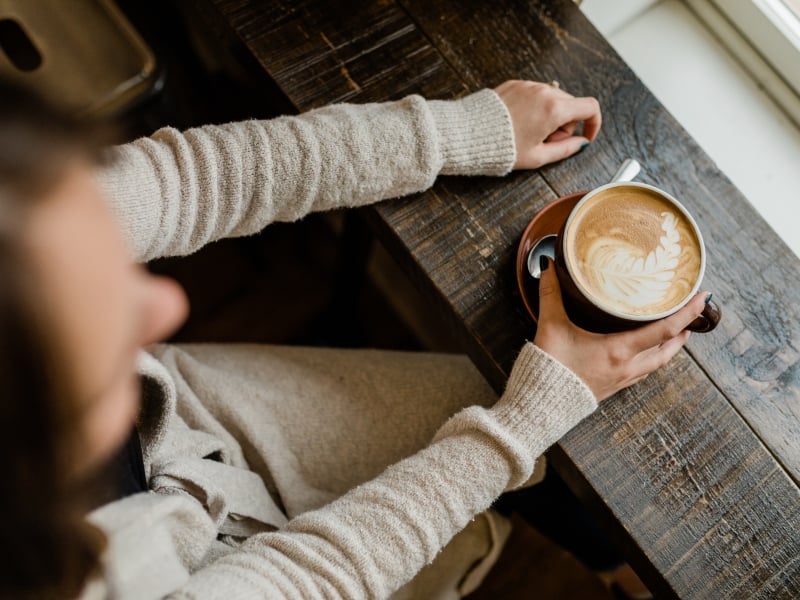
[172,344,596,599]
[97,90,514,263]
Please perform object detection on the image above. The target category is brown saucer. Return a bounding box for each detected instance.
[515,191,587,323]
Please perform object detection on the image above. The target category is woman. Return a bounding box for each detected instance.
[0,77,707,599]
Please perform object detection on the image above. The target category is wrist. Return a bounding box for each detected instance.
[427,89,516,176]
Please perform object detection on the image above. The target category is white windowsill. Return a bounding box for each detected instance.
[580,0,800,259]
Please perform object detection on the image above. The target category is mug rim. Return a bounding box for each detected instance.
[561,181,707,322]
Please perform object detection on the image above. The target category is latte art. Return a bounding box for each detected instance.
[565,186,703,317]
[583,211,680,308]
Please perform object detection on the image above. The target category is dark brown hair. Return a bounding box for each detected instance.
[0,78,110,600]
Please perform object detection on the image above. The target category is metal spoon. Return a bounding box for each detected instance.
[526,158,641,279]
[526,233,558,279]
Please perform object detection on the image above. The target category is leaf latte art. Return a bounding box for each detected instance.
[583,211,681,310]
[565,186,703,317]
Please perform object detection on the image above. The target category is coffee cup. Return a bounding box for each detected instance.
[553,181,721,333]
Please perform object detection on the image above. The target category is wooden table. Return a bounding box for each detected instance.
[200,0,800,596]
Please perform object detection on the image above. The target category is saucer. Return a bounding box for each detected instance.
[515,191,587,323]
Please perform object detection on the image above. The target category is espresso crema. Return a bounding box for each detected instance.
[564,186,702,317]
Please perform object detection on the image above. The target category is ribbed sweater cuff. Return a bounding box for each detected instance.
[428,89,516,176]
[490,343,597,490]
[494,343,597,486]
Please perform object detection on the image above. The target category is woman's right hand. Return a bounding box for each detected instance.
[533,257,709,401]
[494,79,602,170]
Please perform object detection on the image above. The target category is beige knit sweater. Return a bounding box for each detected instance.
[86,89,598,599]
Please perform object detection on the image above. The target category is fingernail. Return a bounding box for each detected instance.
[705,292,713,305]
[579,141,590,151]
[539,255,550,272]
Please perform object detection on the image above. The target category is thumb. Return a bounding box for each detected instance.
[537,256,567,324]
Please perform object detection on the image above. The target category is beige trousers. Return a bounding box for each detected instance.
[155,343,515,599]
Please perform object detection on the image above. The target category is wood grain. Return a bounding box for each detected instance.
[397,0,800,483]
[552,353,800,599]
[208,0,800,596]
[211,0,463,107]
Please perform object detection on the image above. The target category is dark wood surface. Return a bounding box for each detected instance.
[205,0,800,597]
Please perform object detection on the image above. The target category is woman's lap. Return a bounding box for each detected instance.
[154,342,619,596]
[158,342,499,516]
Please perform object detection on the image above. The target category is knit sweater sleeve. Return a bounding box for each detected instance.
[169,343,597,600]
[96,90,515,263]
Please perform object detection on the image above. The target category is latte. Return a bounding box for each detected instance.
[563,185,703,317]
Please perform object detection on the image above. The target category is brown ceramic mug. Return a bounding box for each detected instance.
[553,181,721,334]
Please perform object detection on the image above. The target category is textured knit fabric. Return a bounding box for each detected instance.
[99,91,514,263]
[84,89,598,599]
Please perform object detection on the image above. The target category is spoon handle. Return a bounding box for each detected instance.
[611,158,641,183]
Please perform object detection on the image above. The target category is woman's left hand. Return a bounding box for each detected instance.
[533,257,706,401]
[494,80,602,170]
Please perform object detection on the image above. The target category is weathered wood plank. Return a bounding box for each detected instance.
[372,167,800,597]
[210,0,548,384]
[208,0,800,596]
[397,0,800,485]
[394,1,800,595]
[363,173,559,384]
[213,0,464,108]
[551,353,800,599]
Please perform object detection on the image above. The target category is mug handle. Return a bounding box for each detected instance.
[687,298,721,332]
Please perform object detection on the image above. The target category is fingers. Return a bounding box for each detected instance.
[600,327,689,399]
[495,79,602,170]
[635,329,691,376]
[533,93,600,166]
[532,257,700,401]
[533,256,577,356]
[546,120,578,143]
[531,136,590,166]
[576,98,602,140]
[554,96,602,141]
[545,129,573,143]
[536,257,567,324]
[626,292,709,353]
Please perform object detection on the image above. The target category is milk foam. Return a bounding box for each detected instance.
[566,188,702,316]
